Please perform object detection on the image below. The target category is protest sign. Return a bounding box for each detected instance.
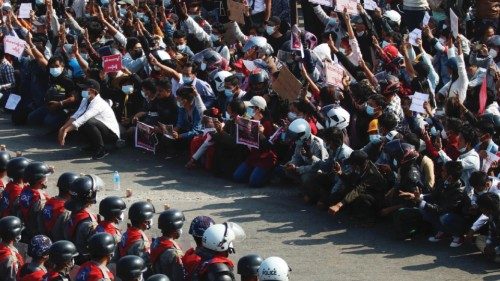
[135,122,157,152]
[4,36,26,58]
[335,0,358,15]
[102,54,122,73]
[450,8,458,38]
[5,94,21,110]
[271,66,302,102]
[227,0,245,24]
[422,11,431,26]
[269,127,285,145]
[309,0,332,7]
[324,61,344,89]
[18,3,32,19]
[409,92,429,113]
[364,0,378,11]
[290,25,303,57]
[243,60,257,71]
[236,117,260,149]
[409,28,422,47]
[481,151,499,173]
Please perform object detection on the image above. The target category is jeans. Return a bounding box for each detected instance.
[421,210,467,236]
[27,106,67,131]
[233,162,273,188]
[79,118,118,152]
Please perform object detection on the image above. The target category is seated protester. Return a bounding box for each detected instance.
[186,108,221,170]
[436,125,480,195]
[323,105,351,145]
[405,133,435,192]
[264,16,290,53]
[27,56,78,132]
[282,118,328,193]
[58,79,121,160]
[233,96,278,188]
[222,74,249,108]
[474,193,500,262]
[423,117,462,160]
[355,94,388,146]
[173,30,195,58]
[182,216,215,280]
[466,171,500,241]
[304,127,353,207]
[212,100,249,178]
[362,112,402,164]
[150,57,216,108]
[328,150,387,223]
[122,37,151,77]
[0,47,16,109]
[18,235,52,281]
[288,100,318,136]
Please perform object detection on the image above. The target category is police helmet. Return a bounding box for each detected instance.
[237,254,263,277]
[0,216,24,241]
[48,240,79,266]
[117,255,147,280]
[24,161,51,185]
[6,157,30,180]
[88,233,116,259]
[158,209,185,233]
[99,196,126,220]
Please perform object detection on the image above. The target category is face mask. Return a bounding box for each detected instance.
[84,13,91,17]
[15,235,21,243]
[182,76,193,84]
[441,130,448,139]
[143,16,150,24]
[132,49,143,59]
[119,7,126,16]
[118,212,125,222]
[366,105,375,116]
[164,0,171,6]
[69,259,75,269]
[369,134,382,143]
[459,147,467,153]
[328,18,338,26]
[176,100,184,108]
[122,85,134,94]
[381,41,390,48]
[224,89,233,98]
[393,158,398,167]
[81,90,89,99]
[178,228,183,236]
[49,67,63,77]
[200,62,207,71]
[430,127,438,136]
[287,112,297,120]
[246,107,255,118]
[266,26,275,35]
[36,0,44,5]
[339,47,346,54]
[141,91,147,99]
[210,34,220,42]
[489,49,498,59]
[177,44,187,51]
[356,31,365,37]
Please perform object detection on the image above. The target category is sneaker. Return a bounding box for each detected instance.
[428,231,446,242]
[450,236,464,248]
[92,149,109,160]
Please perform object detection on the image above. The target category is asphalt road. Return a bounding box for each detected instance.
[0,115,498,281]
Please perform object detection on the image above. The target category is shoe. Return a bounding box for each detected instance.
[92,149,109,160]
[116,139,127,149]
[450,236,464,247]
[428,231,446,242]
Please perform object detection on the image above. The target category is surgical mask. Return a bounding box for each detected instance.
[287,112,297,120]
[441,130,448,139]
[266,26,275,35]
[15,235,21,242]
[122,85,134,94]
[143,16,150,24]
[366,105,375,116]
[118,212,125,222]
[356,31,365,37]
[141,91,147,99]
[430,127,438,136]
[163,0,171,6]
[246,107,255,118]
[381,41,390,48]
[36,0,44,5]
[459,147,467,153]
[49,67,63,77]
[119,8,126,16]
[489,49,498,59]
[182,76,193,84]
[176,100,184,108]
[224,89,233,98]
[81,90,89,99]
[369,134,382,143]
[328,18,338,26]
[200,62,207,71]
[210,34,220,42]
[101,0,109,5]
[177,44,187,51]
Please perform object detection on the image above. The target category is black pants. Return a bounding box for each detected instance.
[79,118,118,151]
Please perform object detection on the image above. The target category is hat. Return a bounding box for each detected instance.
[244,96,267,110]
[266,16,281,27]
[29,235,52,258]
[383,10,401,25]
[383,45,399,59]
[1,2,12,11]
[367,119,378,133]
[33,15,47,26]
[78,79,101,93]
[345,150,368,166]
[117,0,134,5]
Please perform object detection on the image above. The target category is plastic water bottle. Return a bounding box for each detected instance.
[113,171,121,191]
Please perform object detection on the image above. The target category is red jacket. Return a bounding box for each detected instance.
[41,197,66,232]
[0,182,24,217]
[19,186,49,222]
[75,261,114,281]
[18,263,46,281]
[196,255,234,277]
[0,243,24,279]
[95,221,122,243]
[150,237,182,265]
[119,226,150,257]
[182,247,201,279]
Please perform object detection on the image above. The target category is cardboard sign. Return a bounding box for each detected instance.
[409,92,429,113]
[227,0,245,24]
[422,11,431,26]
[236,117,260,149]
[102,54,122,73]
[18,3,32,19]
[4,36,26,58]
[309,0,332,7]
[364,0,378,11]
[409,28,422,47]
[324,61,344,89]
[335,0,359,15]
[5,94,21,110]
[450,8,458,38]
[271,66,302,102]
[135,122,157,152]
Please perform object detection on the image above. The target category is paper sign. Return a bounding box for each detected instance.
[135,122,157,152]
[364,0,378,11]
[18,3,32,19]
[269,127,284,145]
[5,94,21,110]
[335,0,359,15]
[409,92,429,113]
[309,0,333,7]
[227,0,245,25]
[409,28,422,47]
[324,61,344,89]
[290,25,303,57]
[102,54,122,73]
[450,8,458,38]
[481,151,500,173]
[4,36,26,58]
[422,11,431,26]
[271,66,302,102]
[236,117,260,149]
[242,60,257,71]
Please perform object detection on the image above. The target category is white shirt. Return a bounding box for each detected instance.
[71,95,120,138]
[249,0,266,14]
[438,53,469,103]
[438,148,480,195]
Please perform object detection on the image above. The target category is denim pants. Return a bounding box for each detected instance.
[233,162,273,188]
[421,209,468,236]
[27,106,67,131]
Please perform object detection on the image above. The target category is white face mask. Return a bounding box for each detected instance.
[147,219,154,229]
[287,112,297,120]
[122,85,134,94]
[15,235,21,242]
[178,228,183,236]
[356,31,365,37]
[339,48,346,54]
[118,212,125,222]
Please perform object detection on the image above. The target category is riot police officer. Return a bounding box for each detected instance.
[43,240,79,281]
[18,235,52,281]
[0,150,11,189]
[147,274,171,281]
[151,209,186,280]
[237,254,263,281]
[117,255,147,281]
[0,216,25,281]
[118,201,155,263]
[257,257,290,281]
[75,233,116,281]
[0,157,30,217]
[183,216,215,279]
[96,196,127,244]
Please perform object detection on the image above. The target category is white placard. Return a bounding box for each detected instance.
[308,0,332,7]
[422,11,431,26]
[242,60,257,71]
[364,0,378,11]
[481,151,500,173]
[410,92,429,113]
[450,8,458,38]
[409,28,422,47]
[324,61,344,89]
[335,0,359,15]
[3,36,27,58]
[18,3,32,19]
[5,94,21,110]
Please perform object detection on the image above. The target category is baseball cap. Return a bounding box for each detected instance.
[345,150,368,166]
[78,79,101,93]
[244,96,267,110]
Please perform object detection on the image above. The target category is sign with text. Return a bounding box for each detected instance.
[5,94,21,110]
[236,117,260,149]
[227,0,245,24]
[409,92,429,114]
[335,0,359,15]
[135,122,157,153]
[324,61,344,89]
[364,0,378,11]
[18,3,32,19]
[102,54,122,73]
[309,0,332,7]
[450,8,458,38]
[409,28,422,47]
[4,36,26,58]
[271,66,302,102]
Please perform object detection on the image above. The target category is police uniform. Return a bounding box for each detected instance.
[182,247,201,280]
[0,181,24,217]
[150,237,186,281]
[95,220,122,245]
[192,255,234,281]
[18,262,47,281]
[18,186,49,239]
[75,261,114,281]
[42,271,71,281]
[64,209,98,264]
[41,196,68,240]
[118,226,150,263]
[0,242,24,281]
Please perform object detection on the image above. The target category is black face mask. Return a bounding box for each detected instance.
[131,49,143,59]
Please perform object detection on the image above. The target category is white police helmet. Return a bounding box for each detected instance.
[258,257,290,281]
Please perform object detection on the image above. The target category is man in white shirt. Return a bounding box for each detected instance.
[58,79,121,160]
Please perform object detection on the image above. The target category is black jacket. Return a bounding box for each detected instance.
[422,180,471,216]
